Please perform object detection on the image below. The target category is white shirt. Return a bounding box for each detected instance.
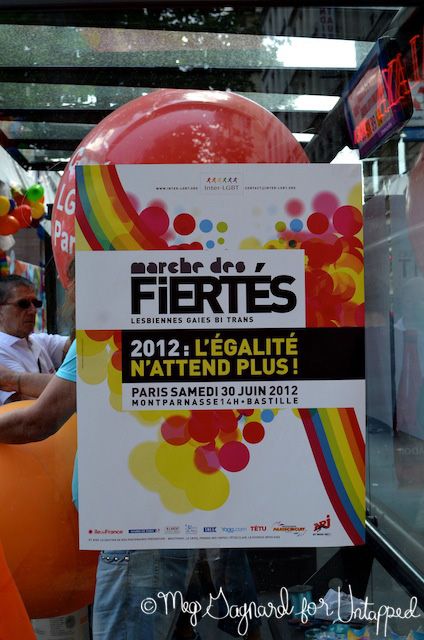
[0,331,68,404]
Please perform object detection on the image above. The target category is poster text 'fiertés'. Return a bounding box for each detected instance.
[130,257,297,315]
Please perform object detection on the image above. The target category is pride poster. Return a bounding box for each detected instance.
[75,164,365,549]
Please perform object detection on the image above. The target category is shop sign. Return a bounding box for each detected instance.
[344,37,413,158]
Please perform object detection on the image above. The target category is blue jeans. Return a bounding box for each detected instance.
[205,549,261,637]
[92,549,198,640]
[92,548,261,639]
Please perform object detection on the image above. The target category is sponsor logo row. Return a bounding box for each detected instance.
[89,517,331,537]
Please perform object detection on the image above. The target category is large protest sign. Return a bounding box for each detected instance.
[75,163,365,549]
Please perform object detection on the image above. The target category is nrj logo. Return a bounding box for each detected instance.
[313,514,331,533]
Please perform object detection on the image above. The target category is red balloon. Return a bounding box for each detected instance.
[11,190,25,207]
[13,205,32,229]
[0,215,20,236]
[52,89,308,284]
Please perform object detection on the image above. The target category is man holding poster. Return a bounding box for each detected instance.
[0,161,365,638]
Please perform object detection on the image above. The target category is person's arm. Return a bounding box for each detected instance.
[0,365,52,400]
[62,337,72,360]
[0,375,76,444]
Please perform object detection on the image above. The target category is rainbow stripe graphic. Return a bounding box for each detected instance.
[76,165,167,251]
[298,408,365,545]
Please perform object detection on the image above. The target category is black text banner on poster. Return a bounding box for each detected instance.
[121,328,364,382]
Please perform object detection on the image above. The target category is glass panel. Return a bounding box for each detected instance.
[0,25,373,69]
[364,117,424,571]
[0,120,93,140]
[0,83,340,113]
[366,560,424,636]
[19,148,71,163]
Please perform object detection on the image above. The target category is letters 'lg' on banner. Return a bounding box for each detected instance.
[75,163,365,549]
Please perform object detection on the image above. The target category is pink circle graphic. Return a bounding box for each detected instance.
[312,192,340,217]
[219,441,250,472]
[194,443,221,474]
[286,199,305,217]
[161,416,190,446]
[138,206,169,236]
[333,205,363,236]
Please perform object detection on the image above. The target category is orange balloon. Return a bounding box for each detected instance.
[52,89,309,284]
[0,401,98,619]
[0,540,35,639]
[0,215,20,235]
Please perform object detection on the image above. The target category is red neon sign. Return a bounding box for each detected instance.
[353,53,410,146]
[345,36,415,156]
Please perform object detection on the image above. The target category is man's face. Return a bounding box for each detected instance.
[0,285,38,339]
